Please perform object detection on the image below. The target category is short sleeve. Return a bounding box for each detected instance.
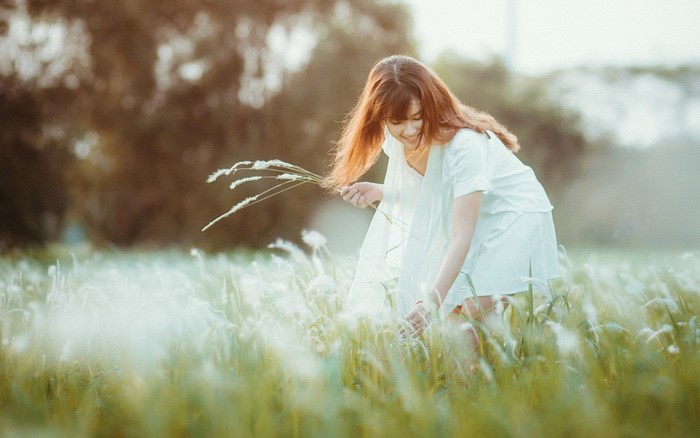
[446,131,492,198]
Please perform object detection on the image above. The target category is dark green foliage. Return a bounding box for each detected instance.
[0,75,72,249]
[6,0,413,250]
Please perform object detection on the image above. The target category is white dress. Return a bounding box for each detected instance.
[347,128,560,318]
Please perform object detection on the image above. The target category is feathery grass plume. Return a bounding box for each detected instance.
[202,159,407,234]
[202,160,325,231]
[229,176,263,190]
[206,196,259,228]
[206,160,253,183]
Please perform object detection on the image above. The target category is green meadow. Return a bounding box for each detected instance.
[1,241,699,437]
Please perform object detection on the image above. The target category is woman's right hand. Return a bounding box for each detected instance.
[339,182,383,208]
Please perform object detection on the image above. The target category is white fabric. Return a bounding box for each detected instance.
[346,128,560,318]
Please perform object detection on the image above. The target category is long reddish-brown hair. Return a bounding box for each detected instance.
[323,55,520,189]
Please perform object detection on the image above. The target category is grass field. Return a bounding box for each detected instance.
[1,239,699,437]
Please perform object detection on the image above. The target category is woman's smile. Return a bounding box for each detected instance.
[402,134,420,148]
[387,99,424,150]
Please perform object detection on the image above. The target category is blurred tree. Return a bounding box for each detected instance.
[16,0,413,249]
[549,64,700,248]
[433,54,587,198]
[0,74,73,249]
[266,3,413,167]
[591,64,700,143]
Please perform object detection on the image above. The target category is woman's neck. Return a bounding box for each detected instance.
[404,145,430,176]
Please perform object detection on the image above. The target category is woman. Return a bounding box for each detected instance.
[324,55,559,337]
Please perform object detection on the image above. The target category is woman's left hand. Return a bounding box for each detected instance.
[402,301,433,337]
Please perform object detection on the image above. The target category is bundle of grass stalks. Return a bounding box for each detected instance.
[0,243,698,436]
[203,160,328,231]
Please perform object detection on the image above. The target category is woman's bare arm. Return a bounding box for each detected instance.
[404,191,482,333]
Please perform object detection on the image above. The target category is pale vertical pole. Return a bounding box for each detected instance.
[505,0,518,72]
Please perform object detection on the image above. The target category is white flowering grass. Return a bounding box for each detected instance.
[1,243,699,436]
[203,160,404,233]
[203,160,327,231]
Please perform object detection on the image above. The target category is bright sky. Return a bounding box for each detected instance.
[406,0,700,74]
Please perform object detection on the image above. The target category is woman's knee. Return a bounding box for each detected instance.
[459,296,505,320]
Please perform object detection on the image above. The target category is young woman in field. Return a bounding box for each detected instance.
[324,55,559,338]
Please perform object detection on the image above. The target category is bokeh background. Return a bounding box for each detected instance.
[1,0,698,253]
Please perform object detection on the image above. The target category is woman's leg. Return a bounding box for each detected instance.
[447,295,509,351]
[459,296,509,322]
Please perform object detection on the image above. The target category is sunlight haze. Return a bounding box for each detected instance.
[406,0,700,73]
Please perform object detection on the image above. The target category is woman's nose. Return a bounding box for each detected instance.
[404,121,419,135]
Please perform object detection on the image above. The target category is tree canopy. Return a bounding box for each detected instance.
[1,0,595,250]
[2,0,414,249]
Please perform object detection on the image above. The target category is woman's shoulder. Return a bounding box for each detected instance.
[450,128,490,143]
[445,128,489,151]
[441,129,490,171]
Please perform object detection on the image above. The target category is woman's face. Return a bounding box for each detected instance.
[385,99,423,150]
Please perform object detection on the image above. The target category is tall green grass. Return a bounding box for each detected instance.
[1,240,698,437]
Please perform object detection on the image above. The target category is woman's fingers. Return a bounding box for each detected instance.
[341,188,355,204]
[400,305,431,338]
[340,187,367,208]
[349,192,364,207]
[399,320,423,338]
